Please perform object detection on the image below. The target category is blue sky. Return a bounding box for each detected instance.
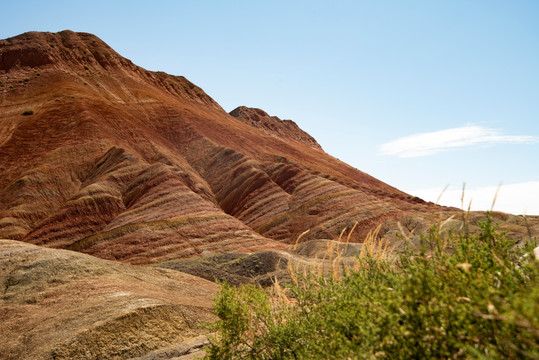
[2,1,538,214]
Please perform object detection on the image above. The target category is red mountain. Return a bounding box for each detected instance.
[0,30,436,265]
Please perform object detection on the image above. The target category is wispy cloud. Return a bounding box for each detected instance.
[408,181,539,215]
[380,125,538,158]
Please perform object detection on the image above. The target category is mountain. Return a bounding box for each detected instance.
[0,30,438,265]
[1,30,537,359]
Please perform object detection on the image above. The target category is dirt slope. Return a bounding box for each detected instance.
[0,239,218,360]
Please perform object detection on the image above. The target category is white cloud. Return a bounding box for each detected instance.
[408,181,539,215]
[380,125,538,158]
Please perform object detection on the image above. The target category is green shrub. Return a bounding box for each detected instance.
[22,110,34,116]
[206,213,538,359]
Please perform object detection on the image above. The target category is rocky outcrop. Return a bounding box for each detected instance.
[230,106,322,149]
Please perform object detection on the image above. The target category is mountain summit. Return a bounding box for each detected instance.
[1,30,433,264]
[1,30,130,70]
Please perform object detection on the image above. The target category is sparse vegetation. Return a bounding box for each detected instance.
[22,110,34,116]
[206,213,538,359]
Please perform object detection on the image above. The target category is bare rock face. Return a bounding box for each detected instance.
[229,106,322,149]
[0,239,218,360]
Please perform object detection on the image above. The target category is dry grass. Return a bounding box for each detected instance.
[273,221,397,302]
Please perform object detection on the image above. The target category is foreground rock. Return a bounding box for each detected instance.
[0,240,218,360]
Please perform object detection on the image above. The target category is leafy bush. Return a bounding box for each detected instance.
[206,213,538,359]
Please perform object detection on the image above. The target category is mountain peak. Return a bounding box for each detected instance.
[0,30,129,71]
[0,30,223,111]
[229,106,322,150]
